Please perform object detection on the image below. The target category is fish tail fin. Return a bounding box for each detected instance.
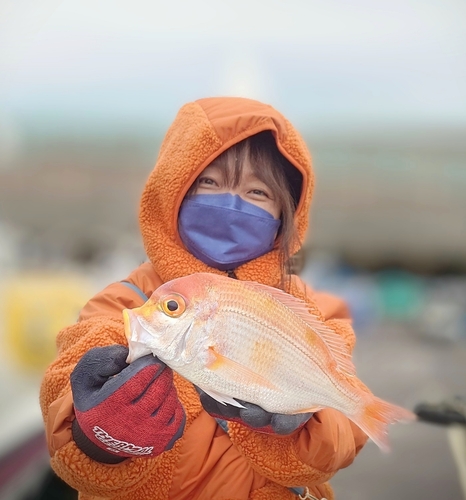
[354,396,417,452]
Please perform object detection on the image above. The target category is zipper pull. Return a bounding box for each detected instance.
[226,269,238,279]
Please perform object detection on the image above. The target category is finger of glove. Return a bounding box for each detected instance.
[143,389,186,456]
[198,390,242,420]
[130,364,176,412]
[71,345,130,389]
[73,354,167,412]
[157,385,186,430]
[239,402,272,428]
[163,407,186,453]
[270,412,313,435]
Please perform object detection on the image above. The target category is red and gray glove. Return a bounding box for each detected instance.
[197,388,313,435]
[70,345,185,463]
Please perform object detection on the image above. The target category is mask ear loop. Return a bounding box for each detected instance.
[298,488,327,500]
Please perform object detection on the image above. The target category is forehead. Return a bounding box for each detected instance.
[203,161,257,177]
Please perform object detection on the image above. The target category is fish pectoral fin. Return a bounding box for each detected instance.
[207,347,277,391]
[200,387,247,408]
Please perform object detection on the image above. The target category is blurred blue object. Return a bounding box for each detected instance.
[375,269,426,321]
[302,253,466,344]
[300,253,381,333]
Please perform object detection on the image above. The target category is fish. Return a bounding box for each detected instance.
[123,272,415,451]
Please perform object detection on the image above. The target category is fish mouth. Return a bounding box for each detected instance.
[123,309,136,343]
[123,308,195,365]
[123,309,153,363]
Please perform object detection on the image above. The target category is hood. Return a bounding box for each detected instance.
[139,96,314,287]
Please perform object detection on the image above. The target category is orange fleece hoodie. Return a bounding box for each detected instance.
[40,97,367,500]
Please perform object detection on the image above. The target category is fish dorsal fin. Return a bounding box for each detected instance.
[244,281,356,376]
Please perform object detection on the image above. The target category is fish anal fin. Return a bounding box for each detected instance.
[244,281,356,376]
[200,387,246,408]
[294,406,322,414]
[207,347,277,391]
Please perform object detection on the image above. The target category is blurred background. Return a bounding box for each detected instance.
[0,0,465,498]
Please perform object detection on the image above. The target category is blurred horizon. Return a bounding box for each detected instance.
[2,121,466,275]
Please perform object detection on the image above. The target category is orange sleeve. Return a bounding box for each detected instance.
[226,276,368,489]
[39,264,166,497]
[79,261,162,321]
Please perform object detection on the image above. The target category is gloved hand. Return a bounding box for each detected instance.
[70,345,185,463]
[197,388,313,435]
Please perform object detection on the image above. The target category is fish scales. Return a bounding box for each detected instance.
[210,284,356,414]
[123,272,415,451]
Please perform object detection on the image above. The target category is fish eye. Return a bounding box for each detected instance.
[160,294,186,317]
[167,300,178,311]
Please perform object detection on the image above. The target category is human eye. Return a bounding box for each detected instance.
[251,188,267,196]
[249,187,273,200]
[198,176,217,186]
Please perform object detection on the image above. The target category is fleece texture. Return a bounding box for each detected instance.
[40,97,367,499]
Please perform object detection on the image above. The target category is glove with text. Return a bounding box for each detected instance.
[70,345,185,463]
[198,388,313,435]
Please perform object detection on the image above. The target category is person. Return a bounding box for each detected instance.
[40,96,368,500]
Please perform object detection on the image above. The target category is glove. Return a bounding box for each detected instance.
[70,345,185,463]
[197,388,313,435]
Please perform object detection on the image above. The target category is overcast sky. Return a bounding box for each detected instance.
[0,0,465,135]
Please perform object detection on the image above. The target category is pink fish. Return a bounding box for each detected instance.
[123,272,415,450]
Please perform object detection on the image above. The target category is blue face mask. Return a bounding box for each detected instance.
[178,193,281,271]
